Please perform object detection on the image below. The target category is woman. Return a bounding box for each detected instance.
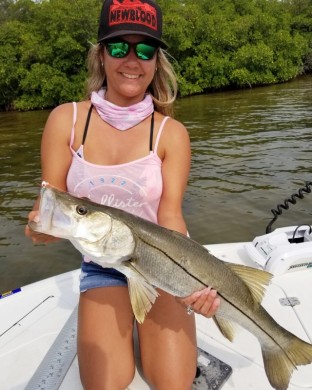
[26,1,220,389]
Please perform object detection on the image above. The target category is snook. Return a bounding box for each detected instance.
[29,185,312,390]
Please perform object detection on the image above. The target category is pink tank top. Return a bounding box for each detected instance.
[67,102,169,224]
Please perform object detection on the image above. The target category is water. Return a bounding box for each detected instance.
[177,77,312,243]
[0,76,311,292]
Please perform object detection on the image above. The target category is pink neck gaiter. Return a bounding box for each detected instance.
[91,88,154,131]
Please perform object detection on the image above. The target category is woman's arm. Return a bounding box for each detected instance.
[40,103,75,189]
[25,103,74,243]
[157,117,190,234]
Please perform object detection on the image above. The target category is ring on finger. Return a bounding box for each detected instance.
[186,305,194,315]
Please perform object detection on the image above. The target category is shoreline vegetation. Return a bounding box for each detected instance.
[1,0,311,112]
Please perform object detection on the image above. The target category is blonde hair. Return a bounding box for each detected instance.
[85,44,178,117]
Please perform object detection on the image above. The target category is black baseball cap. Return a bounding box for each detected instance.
[97,0,167,48]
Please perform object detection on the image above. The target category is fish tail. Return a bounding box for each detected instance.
[262,335,312,390]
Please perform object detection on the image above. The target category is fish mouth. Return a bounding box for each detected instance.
[27,187,55,233]
[41,187,74,237]
[40,187,56,229]
[29,185,71,236]
[31,186,59,233]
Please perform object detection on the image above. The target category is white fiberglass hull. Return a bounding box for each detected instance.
[0,241,312,390]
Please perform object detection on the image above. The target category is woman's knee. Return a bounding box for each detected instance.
[138,289,197,389]
[78,287,135,389]
[144,364,197,390]
[78,336,135,390]
[79,361,135,390]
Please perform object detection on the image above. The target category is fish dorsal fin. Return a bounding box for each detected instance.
[213,316,236,342]
[226,263,272,303]
[126,265,159,324]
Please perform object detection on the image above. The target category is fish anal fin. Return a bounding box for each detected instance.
[226,263,272,303]
[127,273,159,324]
[213,315,236,342]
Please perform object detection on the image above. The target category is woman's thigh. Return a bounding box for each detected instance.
[137,289,197,390]
[78,286,135,390]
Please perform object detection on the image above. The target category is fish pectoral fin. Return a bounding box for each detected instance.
[226,263,272,303]
[213,315,236,342]
[127,270,159,324]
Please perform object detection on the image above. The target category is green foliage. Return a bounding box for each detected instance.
[15,63,87,110]
[173,0,311,96]
[0,0,311,110]
[0,0,101,110]
[0,19,25,109]
[230,42,276,86]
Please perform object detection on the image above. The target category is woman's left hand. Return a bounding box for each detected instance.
[178,287,220,318]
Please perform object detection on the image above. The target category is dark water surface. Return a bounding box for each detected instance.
[1,76,311,292]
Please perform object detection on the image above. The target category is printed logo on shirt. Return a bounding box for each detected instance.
[101,193,146,210]
[109,0,158,31]
[75,175,148,218]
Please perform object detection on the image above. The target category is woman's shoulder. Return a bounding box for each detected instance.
[154,112,190,159]
[156,112,189,142]
[48,100,90,119]
[155,111,187,130]
[44,100,91,130]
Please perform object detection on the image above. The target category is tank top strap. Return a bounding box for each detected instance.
[154,116,169,154]
[69,102,77,149]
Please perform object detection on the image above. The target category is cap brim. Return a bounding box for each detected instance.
[98,30,168,49]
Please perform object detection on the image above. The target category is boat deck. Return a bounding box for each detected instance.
[0,242,312,389]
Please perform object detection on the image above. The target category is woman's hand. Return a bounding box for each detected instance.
[178,287,220,318]
[25,210,60,244]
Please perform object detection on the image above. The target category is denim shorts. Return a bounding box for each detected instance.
[79,261,128,292]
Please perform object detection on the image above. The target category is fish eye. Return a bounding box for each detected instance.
[76,205,88,215]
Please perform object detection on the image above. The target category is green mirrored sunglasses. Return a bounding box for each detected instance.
[105,40,158,61]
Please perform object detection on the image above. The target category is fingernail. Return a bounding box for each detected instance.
[203,287,212,295]
[193,291,202,299]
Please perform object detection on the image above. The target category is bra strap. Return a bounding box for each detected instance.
[82,104,93,145]
[149,111,155,151]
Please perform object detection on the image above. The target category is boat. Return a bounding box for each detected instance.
[1,183,312,390]
[1,223,312,390]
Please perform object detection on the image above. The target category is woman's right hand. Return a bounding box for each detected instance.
[25,210,60,244]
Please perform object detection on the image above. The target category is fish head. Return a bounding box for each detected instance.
[29,185,112,241]
[29,184,135,265]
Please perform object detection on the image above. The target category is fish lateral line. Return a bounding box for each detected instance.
[135,234,208,290]
[134,234,289,354]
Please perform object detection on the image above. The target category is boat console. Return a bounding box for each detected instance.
[245,225,312,275]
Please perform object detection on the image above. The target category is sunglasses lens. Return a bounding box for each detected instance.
[106,42,129,58]
[136,43,157,60]
[106,41,157,60]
